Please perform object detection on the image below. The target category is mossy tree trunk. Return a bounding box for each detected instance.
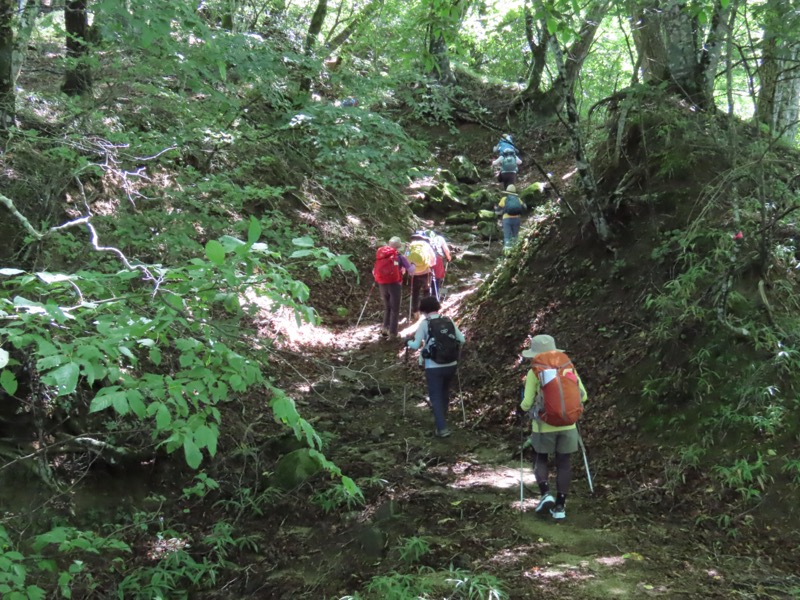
[0,0,13,131]
[628,0,734,108]
[519,0,609,115]
[534,0,610,241]
[299,0,328,94]
[62,0,92,96]
[755,0,800,143]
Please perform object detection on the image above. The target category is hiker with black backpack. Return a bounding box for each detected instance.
[492,148,522,189]
[407,296,465,438]
[494,185,526,251]
[406,232,437,321]
[373,236,415,340]
[519,335,587,520]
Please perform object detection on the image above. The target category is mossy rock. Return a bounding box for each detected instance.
[272,448,323,490]
[437,168,457,184]
[519,182,547,204]
[475,220,498,240]
[423,182,466,214]
[466,188,494,211]
[449,155,480,184]
[444,211,477,225]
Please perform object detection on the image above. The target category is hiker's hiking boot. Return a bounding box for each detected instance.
[550,504,566,520]
[535,494,555,515]
[435,428,452,438]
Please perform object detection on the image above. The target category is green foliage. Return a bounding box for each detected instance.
[713,453,774,501]
[781,457,800,484]
[397,536,431,564]
[310,481,366,514]
[340,565,507,600]
[0,524,131,599]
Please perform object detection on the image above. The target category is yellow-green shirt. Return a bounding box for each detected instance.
[520,363,588,433]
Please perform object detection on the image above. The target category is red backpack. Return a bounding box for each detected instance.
[531,351,584,427]
[373,246,402,284]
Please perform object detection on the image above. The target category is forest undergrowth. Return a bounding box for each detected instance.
[2,19,800,597]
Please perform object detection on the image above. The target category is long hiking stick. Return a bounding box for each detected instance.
[457,362,466,426]
[355,282,375,328]
[577,428,594,494]
[407,274,414,323]
[519,426,525,506]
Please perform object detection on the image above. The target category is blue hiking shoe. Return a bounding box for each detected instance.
[550,504,566,520]
[535,494,555,515]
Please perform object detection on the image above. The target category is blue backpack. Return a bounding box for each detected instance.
[501,155,518,173]
[504,194,523,216]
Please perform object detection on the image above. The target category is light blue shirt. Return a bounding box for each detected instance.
[407,313,466,368]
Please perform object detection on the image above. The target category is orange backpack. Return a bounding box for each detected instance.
[531,351,584,427]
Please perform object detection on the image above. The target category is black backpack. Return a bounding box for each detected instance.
[424,317,461,364]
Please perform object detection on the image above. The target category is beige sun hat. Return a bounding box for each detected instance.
[388,236,403,248]
[521,334,563,358]
[505,185,517,193]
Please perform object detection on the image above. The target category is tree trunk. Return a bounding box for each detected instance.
[535,0,610,241]
[299,0,328,93]
[522,0,549,94]
[428,30,455,84]
[521,0,608,113]
[628,0,732,108]
[323,0,383,58]
[0,0,13,130]
[62,0,92,96]
[756,1,800,143]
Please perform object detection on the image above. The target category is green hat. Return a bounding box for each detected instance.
[522,335,563,358]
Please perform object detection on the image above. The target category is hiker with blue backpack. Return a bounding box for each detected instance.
[495,185,526,250]
[519,334,587,520]
[492,148,522,189]
[493,134,516,156]
[407,296,466,438]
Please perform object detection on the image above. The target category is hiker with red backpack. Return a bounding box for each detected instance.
[519,334,587,520]
[373,236,415,340]
[407,296,466,438]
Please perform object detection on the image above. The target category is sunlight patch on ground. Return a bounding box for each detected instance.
[595,555,627,567]
[523,563,594,583]
[487,544,552,567]
[434,463,537,491]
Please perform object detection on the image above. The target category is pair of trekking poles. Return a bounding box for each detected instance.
[518,386,594,505]
[356,266,448,330]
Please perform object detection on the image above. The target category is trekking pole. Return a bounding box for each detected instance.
[577,426,594,494]
[408,274,414,323]
[355,282,375,328]
[457,363,466,426]
[519,423,525,506]
[431,274,439,301]
[403,343,409,418]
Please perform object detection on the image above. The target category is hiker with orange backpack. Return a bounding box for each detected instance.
[373,236,415,340]
[519,334,587,520]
